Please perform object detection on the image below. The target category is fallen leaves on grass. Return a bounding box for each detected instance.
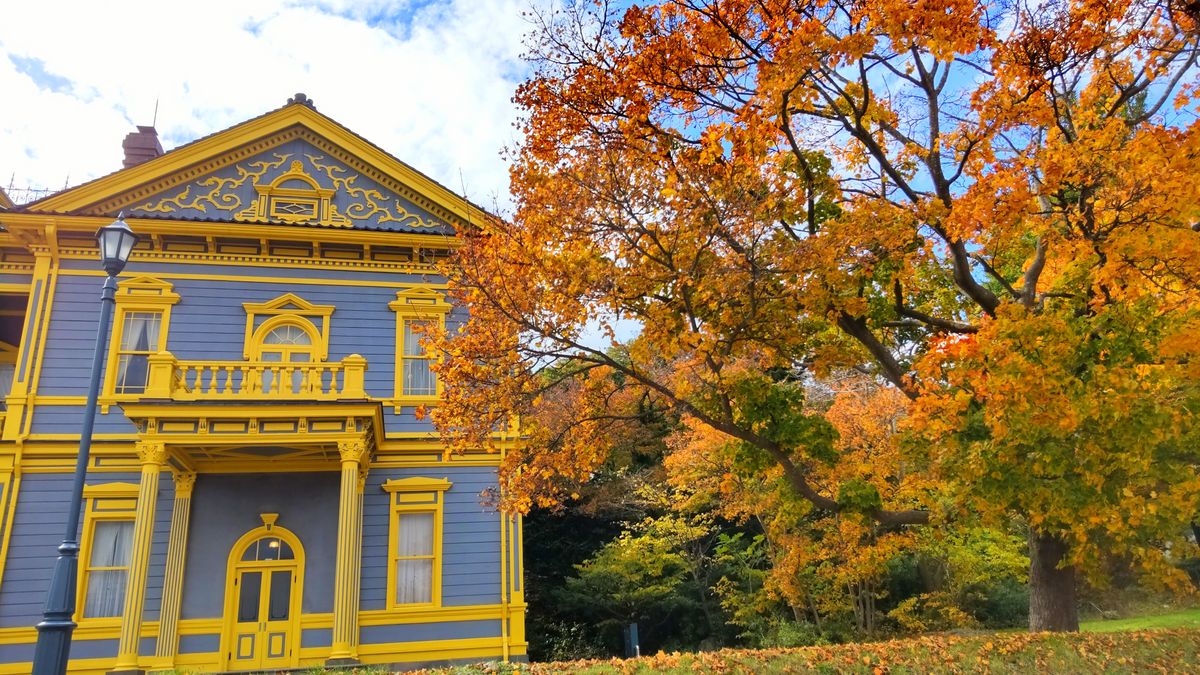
[413,628,1200,674]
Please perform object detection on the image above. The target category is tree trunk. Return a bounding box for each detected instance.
[1028,530,1079,632]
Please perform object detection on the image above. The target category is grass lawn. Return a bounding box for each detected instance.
[410,628,1200,674]
[1081,606,1200,632]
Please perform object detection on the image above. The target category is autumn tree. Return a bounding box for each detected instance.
[433,0,1200,631]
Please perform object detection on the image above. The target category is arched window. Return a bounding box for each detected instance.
[240,536,295,562]
[251,319,318,364]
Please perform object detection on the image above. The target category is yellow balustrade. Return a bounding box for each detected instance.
[146,351,367,400]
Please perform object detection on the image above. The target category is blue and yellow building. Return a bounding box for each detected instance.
[0,96,525,673]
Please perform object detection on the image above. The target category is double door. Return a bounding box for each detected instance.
[227,564,297,670]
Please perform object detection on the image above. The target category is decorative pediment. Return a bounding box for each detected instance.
[116,275,180,305]
[82,482,140,498]
[388,287,451,315]
[381,476,453,493]
[243,293,334,317]
[126,141,447,232]
[25,102,488,234]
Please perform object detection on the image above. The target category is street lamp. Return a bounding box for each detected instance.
[32,214,139,675]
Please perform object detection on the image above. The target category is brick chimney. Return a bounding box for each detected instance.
[122,126,164,168]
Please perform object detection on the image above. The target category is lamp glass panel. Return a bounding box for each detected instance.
[116,230,136,261]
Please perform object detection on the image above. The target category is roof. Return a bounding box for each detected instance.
[0,186,12,210]
[15,95,495,230]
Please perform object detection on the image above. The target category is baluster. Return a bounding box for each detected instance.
[307,365,321,395]
[222,366,234,396]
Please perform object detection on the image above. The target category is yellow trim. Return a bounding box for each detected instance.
[381,476,453,493]
[81,481,140,498]
[389,287,451,409]
[220,522,305,671]
[384,475,451,612]
[59,266,450,289]
[100,276,179,409]
[29,103,490,226]
[0,638,525,674]
[0,466,17,590]
[4,252,53,441]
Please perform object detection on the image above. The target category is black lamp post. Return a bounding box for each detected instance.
[32,214,138,675]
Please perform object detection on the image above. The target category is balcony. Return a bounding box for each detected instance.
[144,351,367,402]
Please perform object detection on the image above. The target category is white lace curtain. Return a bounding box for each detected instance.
[395,512,434,604]
[85,520,133,617]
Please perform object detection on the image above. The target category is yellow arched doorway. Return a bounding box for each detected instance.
[221,517,304,671]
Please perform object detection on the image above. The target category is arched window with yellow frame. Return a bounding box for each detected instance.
[249,317,320,364]
[242,293,333,362]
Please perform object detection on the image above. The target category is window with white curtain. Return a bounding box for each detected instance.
[114,311,162,393]
[401,319,436,397]
[394,512,435,604]
[83,520,134,617]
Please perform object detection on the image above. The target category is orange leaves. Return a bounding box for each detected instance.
[436,1,1200,613]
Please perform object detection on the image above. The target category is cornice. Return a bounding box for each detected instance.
[0,213,462,248]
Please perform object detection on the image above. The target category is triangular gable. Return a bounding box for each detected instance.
[26,101,490,234]
[116,275,181,304]
[243,293,334,317]
[123,138,451,233]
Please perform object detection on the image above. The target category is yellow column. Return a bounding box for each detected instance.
[328,438,367,664]
[153,471,195,667]
[112,441,167,673]
[349,469,366,656]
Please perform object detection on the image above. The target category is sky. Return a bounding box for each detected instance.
[0,0,545,211]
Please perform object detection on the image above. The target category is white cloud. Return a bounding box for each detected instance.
[0,0,543,211]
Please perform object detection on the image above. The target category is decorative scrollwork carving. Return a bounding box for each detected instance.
[135,153,292,215]
[132,148,446,230]
[306,154,441,229]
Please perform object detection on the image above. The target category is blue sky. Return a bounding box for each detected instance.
[0,0,547,210]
